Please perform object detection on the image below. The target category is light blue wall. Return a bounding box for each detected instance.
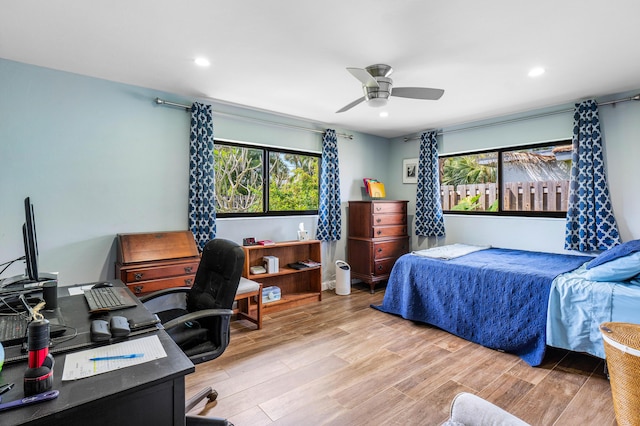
[2,57,638,287]
[0,58,389,286]
[388,94,640,253]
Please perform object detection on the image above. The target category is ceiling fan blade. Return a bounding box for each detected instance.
[346,67,379,88]
[336,96,366,113]
[391,87,444,100]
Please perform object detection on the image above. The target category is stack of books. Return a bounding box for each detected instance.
[262,256,279,274]
[287,259,321,270]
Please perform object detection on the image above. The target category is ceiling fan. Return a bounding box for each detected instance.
[336,64,444,113]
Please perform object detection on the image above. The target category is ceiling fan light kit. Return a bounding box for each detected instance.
[337,63,444,113]
[367,97,388,108]
[365,76,391,107]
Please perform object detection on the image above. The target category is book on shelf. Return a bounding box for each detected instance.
[363,178,386,198]
[262,256,279,273]
[287,262,309,270]
[287,259,321,270]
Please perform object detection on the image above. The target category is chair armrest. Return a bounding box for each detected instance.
[139,286,191,303]
[163,309,234,330]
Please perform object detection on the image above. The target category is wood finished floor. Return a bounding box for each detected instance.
[185,284,617,426]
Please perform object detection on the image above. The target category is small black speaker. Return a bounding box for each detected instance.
[42,281,58,310]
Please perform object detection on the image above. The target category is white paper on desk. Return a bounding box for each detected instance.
[62,335,167,381]
[67,285,93,296]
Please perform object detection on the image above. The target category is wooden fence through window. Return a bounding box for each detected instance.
[441,181,570,212]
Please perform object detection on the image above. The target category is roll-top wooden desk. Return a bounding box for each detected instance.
[115,230,200,296]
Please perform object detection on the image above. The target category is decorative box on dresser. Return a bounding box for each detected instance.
[115,231,200,296]
[347,200,410,293]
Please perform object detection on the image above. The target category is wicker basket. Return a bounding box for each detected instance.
[600,322,640,426]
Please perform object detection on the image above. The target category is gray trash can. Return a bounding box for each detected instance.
[335,260,351,295]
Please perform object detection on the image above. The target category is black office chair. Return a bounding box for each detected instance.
[141,238,244,425]
[185,386,233,426]
[140,238,245,364]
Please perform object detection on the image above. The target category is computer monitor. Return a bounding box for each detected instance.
[23,197,39,282]
[0,197,56,288]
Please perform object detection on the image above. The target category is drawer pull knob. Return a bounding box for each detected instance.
[376,218,381,223]
[133,285,143,294]
[185,278,193,286]
[134,273,144,281]
[184,266,193,273]
[376,230,382,235]
[377,265,383,271]
[377,248,383,253]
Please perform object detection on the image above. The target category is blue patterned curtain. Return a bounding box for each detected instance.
[564,100,620,251]
[315,129,341,241]
[415,131,445,237]
[189,102,216,251]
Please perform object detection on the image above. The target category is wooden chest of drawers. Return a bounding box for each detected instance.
[115,231,200,296]
[347,200,409,293]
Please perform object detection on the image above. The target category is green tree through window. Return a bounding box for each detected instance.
[214,141,319,217]
[269,152,319,211]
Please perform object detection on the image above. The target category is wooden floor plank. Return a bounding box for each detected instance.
[555,366,616,425]
[390,380,476,426]
[327,386,416,426]
[185,288,617,426]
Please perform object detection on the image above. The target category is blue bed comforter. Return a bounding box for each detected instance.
[373,248,591,366]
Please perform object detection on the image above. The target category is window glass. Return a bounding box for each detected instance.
[214,144,264,214]
[439,141,572,217]
[214,141,319,216]
[502,144,571,213]
[268,152,319,212]
[440,152,498,212]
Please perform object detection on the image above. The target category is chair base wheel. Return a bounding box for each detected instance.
[207,389,218,402]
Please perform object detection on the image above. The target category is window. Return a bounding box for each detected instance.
[439,140,572,217]
[214,140,320,217]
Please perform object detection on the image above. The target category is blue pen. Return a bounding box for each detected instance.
[90,353,144,361]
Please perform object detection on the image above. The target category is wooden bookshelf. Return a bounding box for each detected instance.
[241,240,322,314]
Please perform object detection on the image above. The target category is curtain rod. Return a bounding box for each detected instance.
[155,98,353,140]
[403,93,640,142]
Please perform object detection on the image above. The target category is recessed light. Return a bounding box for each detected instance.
[379,111,389,118]
[528,67,545,77]
[194,57,210,67]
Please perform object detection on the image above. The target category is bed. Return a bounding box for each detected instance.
[547,264,640,359]
[372,243,640,367]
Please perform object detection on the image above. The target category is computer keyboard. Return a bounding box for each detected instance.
[0,314,29,344]
[83,287,137,312]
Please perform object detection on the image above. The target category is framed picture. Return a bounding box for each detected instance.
[403,158,418,184]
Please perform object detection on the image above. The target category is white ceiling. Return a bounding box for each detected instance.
[2,1,640,139]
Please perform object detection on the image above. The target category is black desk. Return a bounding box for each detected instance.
[0,281,195,425]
